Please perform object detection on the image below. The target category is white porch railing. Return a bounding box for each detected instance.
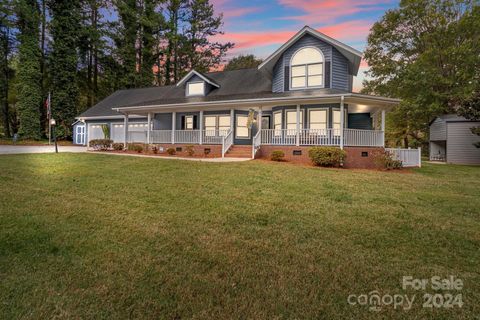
[252,130,261,158]
[146,130,228,145]
[344,129,384,147]
[260,128,384,147]
[386,148,422,167]
[222,129,234,158]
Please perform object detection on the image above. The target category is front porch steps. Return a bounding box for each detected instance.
[225,145,252,158]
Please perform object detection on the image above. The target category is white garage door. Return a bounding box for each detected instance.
[88,124,105,142]
[112,124,125,142]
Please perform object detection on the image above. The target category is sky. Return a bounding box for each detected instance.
[210,0,400,91]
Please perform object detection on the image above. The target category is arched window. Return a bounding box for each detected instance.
[290,47,324,89]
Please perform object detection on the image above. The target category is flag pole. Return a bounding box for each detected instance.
[47,93,51,145]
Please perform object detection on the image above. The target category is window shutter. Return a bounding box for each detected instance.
[284,66,289,91]
[181,116,185,130]
[325,62,331,88]
[193,115,198,129]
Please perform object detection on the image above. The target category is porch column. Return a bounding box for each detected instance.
[230,108,234,132]
[258,107,263,131]
[296,104,300,146]
[147,112,151,144]
[123,113,129,149]
[199,110,203,145]
[381,109,386,147]
[340,96,345,149]
[171,112,176,144]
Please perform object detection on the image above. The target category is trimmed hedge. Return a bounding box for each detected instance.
[89,139,113,151]
[270,150,285,161]
[308,147,346,167]
[127,144,143,153]
[112,143,124,151]
[166,147,176,155]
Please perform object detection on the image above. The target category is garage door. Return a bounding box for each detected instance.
[88,124,105,142]
[112,124,124,142]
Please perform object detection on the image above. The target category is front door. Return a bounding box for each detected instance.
[76,125,85,145]
[261,115,271,129]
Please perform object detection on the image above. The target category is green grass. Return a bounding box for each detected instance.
[0,154,479,319]
[0,138,73,146]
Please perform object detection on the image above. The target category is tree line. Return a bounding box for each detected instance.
[0,0,234,139]
[362,0,480,148]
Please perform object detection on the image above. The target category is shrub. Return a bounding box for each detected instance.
[89,139,113,151]
[185,145,195,156]
[270,150,285,161]
[166,147,176,155]
[308,146,346,167]
[373,150,403,170]
[112,143,124,151]
[150,145,159,154]
[204,148,211,157]
[127,144,143,153]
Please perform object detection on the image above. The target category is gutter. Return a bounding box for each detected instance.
[113,93,401,113]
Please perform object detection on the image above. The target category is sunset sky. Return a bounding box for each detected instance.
[211,0,400,91]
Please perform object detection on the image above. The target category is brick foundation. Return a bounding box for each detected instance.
[257,145,383,169]
[142,144,222,158]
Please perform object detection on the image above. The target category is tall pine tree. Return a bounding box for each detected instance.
[0,1,15,137]
[48,0,81,138]
[183,0,232,73]
[16,0,42,139]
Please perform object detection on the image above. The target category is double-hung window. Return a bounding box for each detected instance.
[273,112,282,136]
[290,47,324,89]
[285,110,303,133]
[309,110,328,133]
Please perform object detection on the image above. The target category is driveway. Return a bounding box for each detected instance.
[0,145,87,154]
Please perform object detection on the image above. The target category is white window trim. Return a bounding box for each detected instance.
[273,111,282,135]
[203,114,231,135]
[332,108,348,128]
[186,81,205,97]
[284,109,304,131]
[235,114,250,139]
[184,115,194,130]
[289,46,325,91]
[307,108,329,130]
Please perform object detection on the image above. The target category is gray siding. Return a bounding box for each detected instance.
[446,121,480,165]
[154,113,172,130]
[331,47,350,91]
[185,75,213,95]
[430,117,447,141]
[272,34,333,93]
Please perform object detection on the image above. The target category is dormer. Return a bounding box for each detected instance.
[177,70,220,97]
[258,26,362,93]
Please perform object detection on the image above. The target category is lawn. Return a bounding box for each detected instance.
[0,154,479,319]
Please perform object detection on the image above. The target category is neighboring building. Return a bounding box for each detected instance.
[429,114,480,165]
[74,26,401,168]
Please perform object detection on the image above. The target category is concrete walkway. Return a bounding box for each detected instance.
[0,145,87,154]
[91,151,252,162]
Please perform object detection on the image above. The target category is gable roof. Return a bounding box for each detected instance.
[176,70,220,88]
[429,114,478,126]
[258,26,363,76]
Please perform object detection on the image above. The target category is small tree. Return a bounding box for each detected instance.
[101,124,110,139]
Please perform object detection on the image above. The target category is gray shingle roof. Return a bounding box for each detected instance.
[78,68,349,118]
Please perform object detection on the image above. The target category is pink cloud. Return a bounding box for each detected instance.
[214,20,372,54]
[278,0,392,23]
[211,0,263,19]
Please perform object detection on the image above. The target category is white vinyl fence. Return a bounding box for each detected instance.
[386,147,422,167]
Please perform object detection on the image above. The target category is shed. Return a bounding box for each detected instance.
[429,115,480,165]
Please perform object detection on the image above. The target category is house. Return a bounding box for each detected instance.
[74,26,401,168]
[429,114,480,165]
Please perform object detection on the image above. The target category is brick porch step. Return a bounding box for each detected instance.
[225,145,252,158]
